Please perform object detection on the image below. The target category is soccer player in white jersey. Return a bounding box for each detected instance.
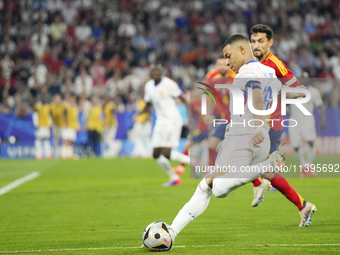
[289,73,325,177]
[138,65,191,186]
[167,34,285,241]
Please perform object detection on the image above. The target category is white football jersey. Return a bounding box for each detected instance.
[290,85,322,123]
[144,76,183,124]
[227,60,282,136]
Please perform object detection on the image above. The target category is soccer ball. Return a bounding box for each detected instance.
[142,221,174,252]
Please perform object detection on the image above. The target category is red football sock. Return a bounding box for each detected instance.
[208,148,217,166]
[270,173,305,211]
[252,178,262,187]
[180,149,189,167]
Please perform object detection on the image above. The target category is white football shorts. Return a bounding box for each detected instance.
[35,127,51,139]
[215,132,271,172]
[151,120,182,148]
[62,127,77,142]
[289,118,316,148]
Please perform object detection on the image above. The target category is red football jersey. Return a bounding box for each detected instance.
[261,52,300,131]
[191,99,209,131]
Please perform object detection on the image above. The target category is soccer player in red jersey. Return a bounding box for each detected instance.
[173,57,236,175]
[204,57,236,166]
[250,24,316,227]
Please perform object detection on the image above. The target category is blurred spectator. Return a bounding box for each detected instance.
[90,52,106,91]
[15,60,30,83]
[37,85,52,103]
[47,0,63,13]
[15,83,32,104]
[61,0,78,25]
[75,20,92,42]
[117,17,136,37]
[63,50,75,68]
[0,36,16,56]
[330,49,340,78]
[45,51,63,74]
[14,97,31,118]
[33,0,48,10]
[91,19,104,39]
[0,0,340,150]
[0,89,14,114]
[28,59,48,88]
[1,54,15,79]
[31,26,49,59]
[106,70,126,98]
[50,14,67,41]
[124,67,142,92]
[74,66,93,97]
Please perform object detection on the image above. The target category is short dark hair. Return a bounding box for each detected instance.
[223,34,249,48]
[250,24,273,40]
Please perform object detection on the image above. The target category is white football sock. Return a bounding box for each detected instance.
[156,155,179,180]
[306,143,316,165]
[171,179,212,238]
[170,150,190,164]
[295,147,306,166]
[61,145,67,158]
[66,145,73,158]
[69,145,74,157]
[44,139,52,157]
[35,139,43,158]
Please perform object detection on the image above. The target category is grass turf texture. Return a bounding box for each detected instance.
[0,156,340,254]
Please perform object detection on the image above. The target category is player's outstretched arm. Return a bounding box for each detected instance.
[138,102,152,115]
[285,85,307,99]
[178,94,190,119]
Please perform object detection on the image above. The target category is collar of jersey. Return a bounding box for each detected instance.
[154,77,162,86]
[247,60,259,64]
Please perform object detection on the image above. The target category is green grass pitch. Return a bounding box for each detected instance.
[0,155,340,254]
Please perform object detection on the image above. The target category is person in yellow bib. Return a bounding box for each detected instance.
[85,95,103,156]
[61,94,79,159]
[102,96,120,157]
[131,97,152,158]
[33,96,52,160]
[50,93,66,158]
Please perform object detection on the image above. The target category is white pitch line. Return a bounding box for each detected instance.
[0,172,40,196]
[1,244,340,253]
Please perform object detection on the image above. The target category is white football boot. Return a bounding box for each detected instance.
[299,202,317,227]
[251,178,271,207]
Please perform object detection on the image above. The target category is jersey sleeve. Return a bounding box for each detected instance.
[233,66,262,91]
[143,83,151,103]
[167,80,183,98]
[34,102,41,110]
[109,102,115,111]
[281,66,300,87]
[268,56,300,87]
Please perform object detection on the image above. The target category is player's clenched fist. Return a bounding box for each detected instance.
[252,132,265,147]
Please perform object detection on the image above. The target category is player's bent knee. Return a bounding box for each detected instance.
[212,179,232,198]
[213,186,232,198]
